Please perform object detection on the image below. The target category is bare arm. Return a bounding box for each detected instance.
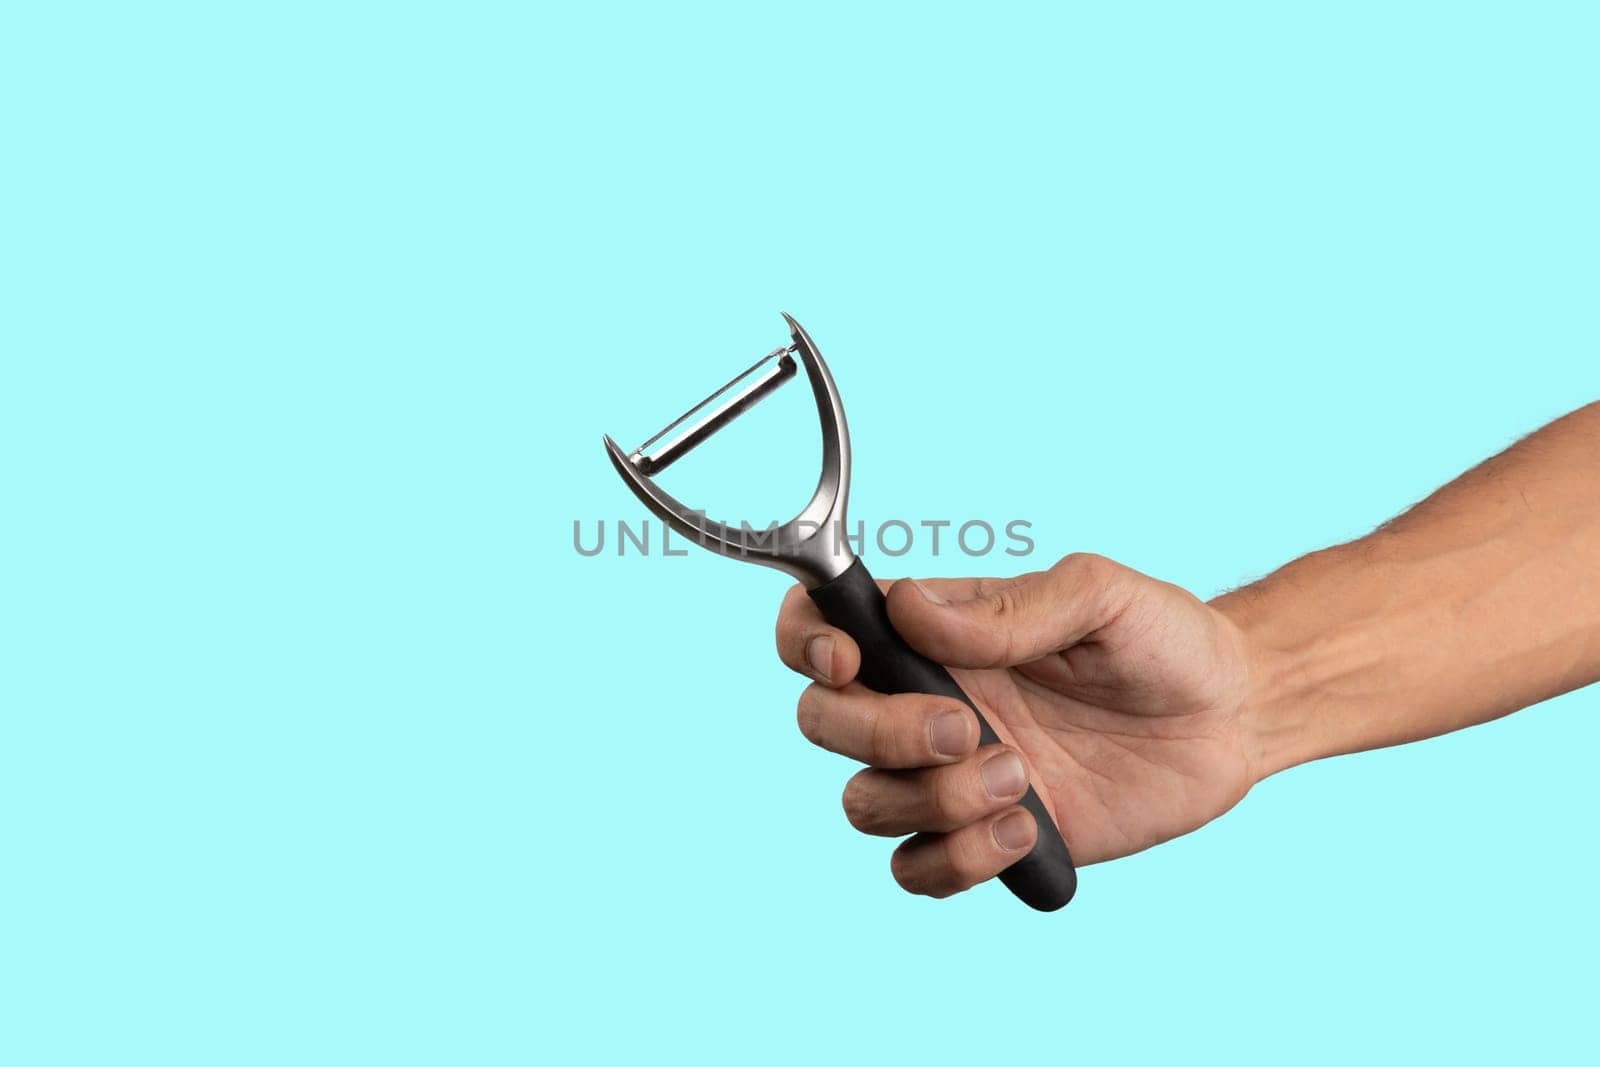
[1219,402,1600,779]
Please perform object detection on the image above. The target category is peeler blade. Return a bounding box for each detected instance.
[627,347,798,476]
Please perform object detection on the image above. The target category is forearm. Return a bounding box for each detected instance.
[1214,402,1600,779]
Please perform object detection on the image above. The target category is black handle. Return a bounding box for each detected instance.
[808,558,1077,912]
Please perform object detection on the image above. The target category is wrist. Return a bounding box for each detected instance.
[1211,541,1392,781]
[1213,601,1315,782]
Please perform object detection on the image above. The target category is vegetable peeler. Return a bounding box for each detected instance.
[602,313,1077,911]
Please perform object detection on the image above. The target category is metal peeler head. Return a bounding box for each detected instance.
[602,313,856,588]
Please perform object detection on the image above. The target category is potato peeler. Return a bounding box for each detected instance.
[602,313,1077,911]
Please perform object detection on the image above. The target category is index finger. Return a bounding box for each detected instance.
[776,576,978,687]
[775,583,860,687]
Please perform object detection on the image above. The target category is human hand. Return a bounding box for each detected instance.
[775,554,1258,899]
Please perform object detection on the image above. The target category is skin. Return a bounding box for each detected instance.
[775,402,1600,899]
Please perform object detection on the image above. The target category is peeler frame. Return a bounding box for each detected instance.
[603,313,858,588]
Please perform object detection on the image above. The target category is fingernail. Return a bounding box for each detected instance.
[993,810,1034,851]
[929,710,970,756]
[806,635,833,682]
[913,580,947,605]
[981,752,1027,799]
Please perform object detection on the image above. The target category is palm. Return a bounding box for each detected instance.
[948,581,1254,866]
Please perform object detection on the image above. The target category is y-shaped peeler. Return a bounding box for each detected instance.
[602,313,1077,911]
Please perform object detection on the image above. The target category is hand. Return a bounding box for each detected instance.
[775,553,1259,899]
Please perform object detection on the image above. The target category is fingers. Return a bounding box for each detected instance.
[775,583,862,687]
[841,744,1029,835]
[890,807,1038,899]
[778,571,1082,902]
[796,684,978,768]
[885,553,1132,668]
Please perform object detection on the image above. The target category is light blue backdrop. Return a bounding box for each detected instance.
[4,2,1596,1064]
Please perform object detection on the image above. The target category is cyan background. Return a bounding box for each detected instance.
[3,2,1596,1064]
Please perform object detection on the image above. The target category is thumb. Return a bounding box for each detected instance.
[885,554,1128,669]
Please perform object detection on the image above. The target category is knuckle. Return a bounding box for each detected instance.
[943,836,987,892]
[865,701,895,762]
[983,586,1022,618]
[890,843,943,897]
[1059,551,1116,587]
[889,848,919,893]
[795,686,826,744]
[929,838,968,896]
[968,590,1025,667]
[780,582,808,613]
[775,585,809,647]
[926,778,965,829]
[841,775,882,832]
